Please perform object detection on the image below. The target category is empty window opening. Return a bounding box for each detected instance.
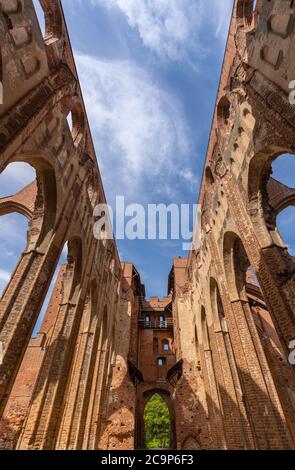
[157,357,166,367]
[32,243,68,337]
[32,0,46,38]
[144,393,171,450]
[270,154,295,257]
[276,207,295,257]
[0,162,36,298]
[272,153,295,188]
[163,341,169,352]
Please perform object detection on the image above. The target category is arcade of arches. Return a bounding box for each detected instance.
[1,0,295,450]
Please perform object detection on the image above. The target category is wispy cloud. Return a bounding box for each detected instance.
[75,52,195,203]
[0,214,28,245]
[0,162,35,198]
[210,0,234,40]
[90,0,233,62]
[0,269,11,283]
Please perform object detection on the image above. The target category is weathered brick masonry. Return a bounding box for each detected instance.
[0,0,295,450]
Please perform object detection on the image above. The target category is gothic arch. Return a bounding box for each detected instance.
[236,0,258,27]
[135,388,176,450]
[247,149,295,247]
[63,237,83,303]
[0,159,57,250]
[247,150,295,311]
[223,231,251,302]
[39,0,62,41]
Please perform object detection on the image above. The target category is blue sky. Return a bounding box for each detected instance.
[1,0,295,316]
[59,0,234,297]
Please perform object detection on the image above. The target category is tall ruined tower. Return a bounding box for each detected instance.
[1,0,295,450]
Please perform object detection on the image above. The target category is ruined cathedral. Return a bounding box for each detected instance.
[0,0,295,450]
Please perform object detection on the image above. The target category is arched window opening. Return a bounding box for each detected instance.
[33,0,62,41]
[144,393,171,450]
[210,279,228,333]
[156,356,167,381]
[224,231,267,310]
[223,232,252,301]
[157,357,166,367]
[0,162,36,298]
[163,340,169,352]
[205,166,214,186]
[1,159,57,249]
[236,0,258,26]
[70,105,85,147]
[276,207,295,257]
[249,152,295,255]
[223,232,295,413]
[32,243,68,338]
[66,112,73,134]
[268,154,295,257]
[271,153,295,191]
[32,0,46,38]
[217,96,231,126]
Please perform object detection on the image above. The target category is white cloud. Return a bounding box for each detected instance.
[91,0,233,61]
[0,162,35,198]
[75,52,194,202]
[0,269,11,283]
[0,214,28,244]
[210,0,234,39]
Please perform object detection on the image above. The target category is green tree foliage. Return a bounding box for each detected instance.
[144,393,171,449]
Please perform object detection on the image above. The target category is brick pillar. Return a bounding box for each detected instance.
[98,277,140,450]
[173,359,213,450]
[208,228,295,448]
[0,244,59,415]
[82,275,116,450]
[0,265,66,449]
[17,240,87,450]
[229,299,293,449]
[56,253,110,449]
[227,175,295,355]
[208,325,254,449]
[251,302,295,442]
[199,345,226,449]
[0,180,82,417]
